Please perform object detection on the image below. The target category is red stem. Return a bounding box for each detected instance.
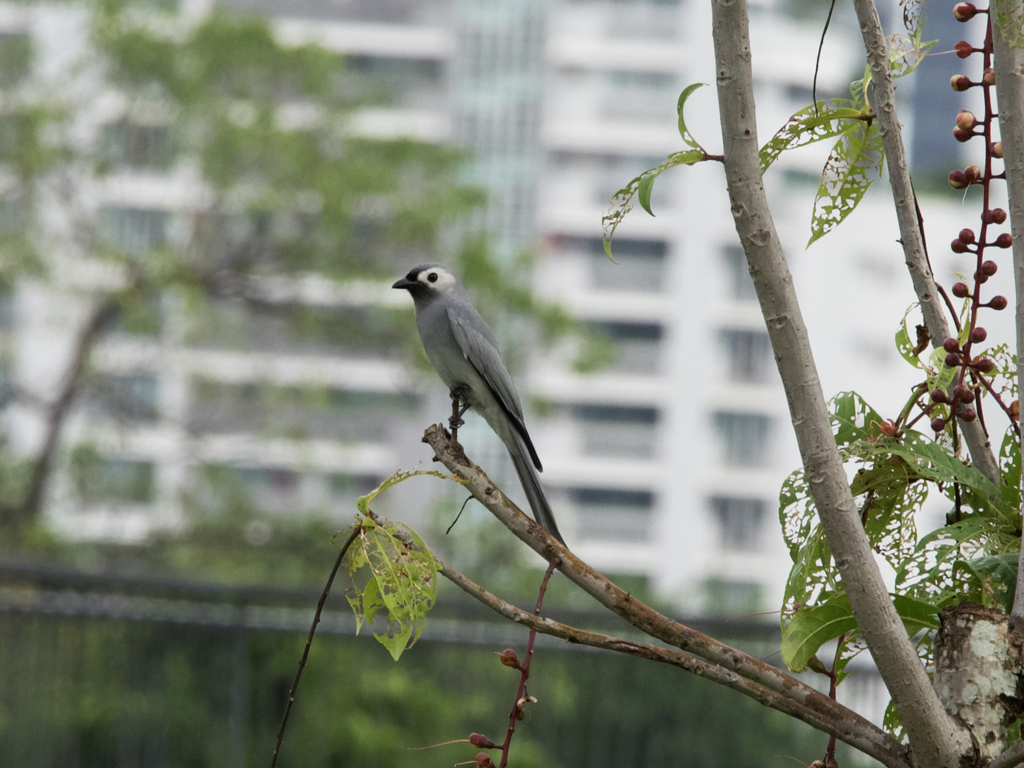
[498,559,559,768]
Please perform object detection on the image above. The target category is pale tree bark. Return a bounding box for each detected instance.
[709,0,974,766]
[852,0,1000,486]
[991,0,1024,620]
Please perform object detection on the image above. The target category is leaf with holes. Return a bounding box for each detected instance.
[782,594,939,673]
[759,100,865,174]
[603,149,705,254]
[808,120,885,246]
[343,469,455,660]
[967,553,1019,609]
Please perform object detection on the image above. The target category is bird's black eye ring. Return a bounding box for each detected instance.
[427,272,438,283]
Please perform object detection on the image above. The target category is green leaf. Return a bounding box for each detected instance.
[781,597,856,672]
[344,469,462,660]
[346,521,441,661]
[886,31,936,80]
[676,82,707,149]
[808,120,885,246]
[638,172,657,216]
[759,101,865,174]
[781,594,938,673]
[356,468,457,516]
[602,149,704,254]
[966,552,1019,609]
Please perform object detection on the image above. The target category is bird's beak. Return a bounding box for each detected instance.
[392,277,414,290]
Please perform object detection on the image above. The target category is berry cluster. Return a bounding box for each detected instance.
[929,1,1014,434]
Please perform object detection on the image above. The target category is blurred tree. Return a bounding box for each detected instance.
[0,0,493,543]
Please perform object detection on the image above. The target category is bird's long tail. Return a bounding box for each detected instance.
[508,434,565,545]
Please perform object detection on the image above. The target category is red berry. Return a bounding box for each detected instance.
[953,2,977,20]
[976,357,996,373]
[951,282,970,298]
[931,388,949,403]
[964,165,982,182]
[984,67,996,86]
[951,75,973,91]
[993,141,1004,158]
[931,417,947,432]
[955,41,974,58]
[943,337,961,352]
[470,733,499,749]
[951,239,969,253]
[948,170,969,189]
[974,270,989,284]
[996,233,1013,248]
[959,408,977,422]
[945,352,962,367]
[954,127,974,142]
[992,208,1008,224]
[499,649,521,669]
[953,383,969,399]
[981,260,998,276]
[989,295,1008,310]
[962,387,976,403]
[959,228,976,244]
[956,110,977,130]
[971,326,988,343]
[476,751,494,768]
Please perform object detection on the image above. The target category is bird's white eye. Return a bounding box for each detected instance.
[427,272,438,283]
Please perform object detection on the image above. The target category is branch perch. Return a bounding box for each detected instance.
[421,426,912,768]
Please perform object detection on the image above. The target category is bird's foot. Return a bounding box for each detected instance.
[448,384,470,440]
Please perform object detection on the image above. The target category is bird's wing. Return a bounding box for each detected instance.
[446,303,525,421]
[446,303,544,471]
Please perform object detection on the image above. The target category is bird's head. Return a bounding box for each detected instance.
[392,263,460,300]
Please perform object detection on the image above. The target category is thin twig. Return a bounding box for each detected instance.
[498,560,557,768]
[270,523,361,768]
[812,0,838,114]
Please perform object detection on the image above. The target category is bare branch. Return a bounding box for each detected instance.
[421,426,913,768]
[991,0,1024,620]
[708,0,973,765]
[8,294,123,526]
[851,0,1000,485]
[430,542,911,768]
[991,742,1024,768]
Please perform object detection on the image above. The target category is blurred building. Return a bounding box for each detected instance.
[1,0,994,617]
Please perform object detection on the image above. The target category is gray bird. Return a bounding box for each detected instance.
[393,263,564,544]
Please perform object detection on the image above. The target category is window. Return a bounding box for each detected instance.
[97,206,169,257]
[714,412,773,467]
[72,452,156,504]
[571,487,653,542]
[0,33,32,89]
[704,578,763,616]
[100,121,174,169]
[552,236,666,292]
[710,496,766,550]
[721,329,772,383]
[574,404,659,458]
[589,322,663,374]
[723,244,757,301]
[90,372,160,421]
[189,382,420,441]
[600,70,678,119]
[328,473,382,499]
